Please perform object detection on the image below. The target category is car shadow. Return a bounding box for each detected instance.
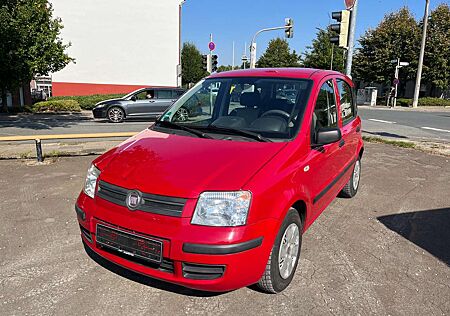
[83,243,228,297]
[364,131,409,139]
[378,208,450,266]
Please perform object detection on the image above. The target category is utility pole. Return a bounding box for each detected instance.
[232,41,235,70]
[345,0,358,77]
[412,0,430,108]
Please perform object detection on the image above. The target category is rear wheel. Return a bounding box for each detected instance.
[339,158,361,198]
[107,106,125,123]
[257,208,303,293]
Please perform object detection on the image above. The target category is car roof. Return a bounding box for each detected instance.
[208,68,345,80]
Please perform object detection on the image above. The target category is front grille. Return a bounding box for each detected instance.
[182,263,225,280]
[97,180,187,217]
[80,224,92,243]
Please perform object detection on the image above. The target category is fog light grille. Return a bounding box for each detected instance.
[182,263,225,280]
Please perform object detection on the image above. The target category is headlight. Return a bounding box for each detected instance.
[191,191,252,227]
[84,164,100,198]
[95,103,106,108]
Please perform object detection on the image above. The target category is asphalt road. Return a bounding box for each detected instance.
[0,107,449,143]
[0,143,449,315]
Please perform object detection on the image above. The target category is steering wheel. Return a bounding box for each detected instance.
[261,109,291,120]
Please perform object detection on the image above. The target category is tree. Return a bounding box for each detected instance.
[0,0,73,112]
[302,28,346,73]
[423,4,450,95]
[181,42,208,86]
[217,65,233,73]
[353,7,421,85]
[256,38,300,68]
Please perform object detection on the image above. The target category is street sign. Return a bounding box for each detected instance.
[393,78,400,85]
[208,41,216,51]
[400,62,410,67]
[345,0,356,9]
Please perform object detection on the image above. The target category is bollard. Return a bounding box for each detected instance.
[35,139,43,162]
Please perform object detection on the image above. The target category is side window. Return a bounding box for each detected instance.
[136,90,154,100]
[156,90,172,99]
[173,90,184,98]
[337,79,356,124]
[311,80,338,142]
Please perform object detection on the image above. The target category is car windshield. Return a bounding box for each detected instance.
[122,89,145,100]
[155,77,313,141]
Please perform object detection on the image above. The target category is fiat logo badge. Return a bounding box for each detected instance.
[126,190,142,211]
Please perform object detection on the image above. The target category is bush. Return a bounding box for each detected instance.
[396,97,450,107]
[29,100,81,113]
[49,94,124,110]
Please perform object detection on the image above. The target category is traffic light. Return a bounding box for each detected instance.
[211,55,218,72]
[201,54,208,71]
[330,10,350,48]
[285,18,294,39]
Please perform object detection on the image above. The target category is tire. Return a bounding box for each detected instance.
[174,107,189,122]
[339,158,361,198]
[107,106,125,123]
[257,208,303,294]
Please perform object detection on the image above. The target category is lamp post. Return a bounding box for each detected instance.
[412,0,430,108]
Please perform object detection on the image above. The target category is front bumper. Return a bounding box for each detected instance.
[92,107,107,119]
[76,192,279,292]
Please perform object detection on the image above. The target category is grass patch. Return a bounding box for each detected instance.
[19,151,32,159]
[44,150,72,158]
[397,97,450,107]
[363,136,416,148]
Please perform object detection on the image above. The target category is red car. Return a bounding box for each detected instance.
[76,68,363,293]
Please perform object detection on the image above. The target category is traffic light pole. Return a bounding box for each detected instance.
[345,0,358,77]
[249,26,286,69]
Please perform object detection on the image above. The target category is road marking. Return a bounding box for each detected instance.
[368,119,397,124]
[421,127,450,133]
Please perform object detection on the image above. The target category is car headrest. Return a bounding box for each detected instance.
[240,92,261,108]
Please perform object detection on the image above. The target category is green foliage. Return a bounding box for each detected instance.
[423,4,450,91]
[396,97,450,107]
[256,38,300,68]
[30,100,81,113]
[0,0,74,111]
[181,42,208,86]
[302,28,346,73]
[49,94,124,110]
[362,136,416,148]
[217,65,234,73]
[353,7,421,84]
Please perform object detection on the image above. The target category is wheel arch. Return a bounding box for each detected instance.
[291,200,307,230]
[107,104,126,117]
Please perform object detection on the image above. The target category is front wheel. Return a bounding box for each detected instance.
[174,107,189,122]
[107,106,125,123]
[257,208,303,293]
[339,158,361,198]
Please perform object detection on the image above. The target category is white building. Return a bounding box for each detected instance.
[50,0,183,96]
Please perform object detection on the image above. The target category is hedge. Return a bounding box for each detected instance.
[48,94,124,110]
[29,100,81,113]
[397,97,450,107]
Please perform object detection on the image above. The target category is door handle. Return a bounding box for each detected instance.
[171,99,177,102]
[149,100,155,103]
[339,139,345,148]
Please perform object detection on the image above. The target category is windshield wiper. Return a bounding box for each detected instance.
[201,125,272,142]
[156,121,213,139]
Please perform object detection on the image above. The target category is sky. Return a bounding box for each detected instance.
[181,0,447,66]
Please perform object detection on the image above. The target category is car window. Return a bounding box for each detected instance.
[156,90,172,99]
[173,90,184,98]
[312,80,338,142]
[336,79,356,124]
[135,90,154,100]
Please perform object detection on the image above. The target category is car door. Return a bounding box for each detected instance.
[305,78,344,216]
[335,77,361,169]
[127,89,157,116]
[154,90,176,114]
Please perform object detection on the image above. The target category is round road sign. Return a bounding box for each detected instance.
[345,0,356,9]
[393,78,400,85]
[208,42,216,51]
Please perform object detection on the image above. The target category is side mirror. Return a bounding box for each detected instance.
[315,127,342,146]
[130,96,137,101]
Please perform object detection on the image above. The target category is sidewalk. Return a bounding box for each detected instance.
[0,110,93,122]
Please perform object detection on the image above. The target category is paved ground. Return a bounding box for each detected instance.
[1,107,449,144]
[359,107,450,143]
[0,143,449,315]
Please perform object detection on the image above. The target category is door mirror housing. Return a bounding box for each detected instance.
[130,95,137,102]
[314,127,342,146]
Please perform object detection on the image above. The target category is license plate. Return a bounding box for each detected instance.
[96,224,163,264]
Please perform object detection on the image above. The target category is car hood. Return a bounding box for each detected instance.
[96,129,287,198]
[97,98,125,106]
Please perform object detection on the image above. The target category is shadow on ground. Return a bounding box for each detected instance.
[365,131,409,139]
[83,242,228,297]
[378,208,450,266]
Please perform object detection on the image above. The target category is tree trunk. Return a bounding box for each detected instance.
[1,88,9,113]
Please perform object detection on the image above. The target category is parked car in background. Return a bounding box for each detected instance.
[76,68,363,293]
[92,87,185,123]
